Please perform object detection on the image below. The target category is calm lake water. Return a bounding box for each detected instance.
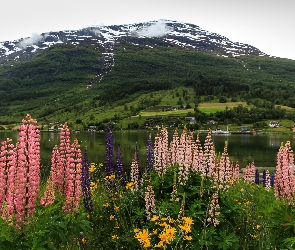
[1,130,295,169]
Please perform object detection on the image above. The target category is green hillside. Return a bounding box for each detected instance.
[0,41,295,130]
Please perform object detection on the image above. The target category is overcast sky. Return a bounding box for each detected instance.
[1,0,294,60]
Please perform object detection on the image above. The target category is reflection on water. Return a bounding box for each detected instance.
[1,131,295,169]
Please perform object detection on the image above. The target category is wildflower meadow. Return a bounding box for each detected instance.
[1,114,295,249]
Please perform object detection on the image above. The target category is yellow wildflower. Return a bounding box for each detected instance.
[255,225,261,230]
[114,206,120,211]
[183,217,194,226]
[134,228,140,233]
[151,215,159,221]
[251,234,258,239]
[134,229,151,248]
[158,221,168,227]
[184,235,192,241]
[89,164,96,173]
[155,240,164,248]
[112,235,118,240]
[179,224,191,234]
[110,215,115,220]
[103,203,110,207]
[114,221,120,229]
[80,237,86,244]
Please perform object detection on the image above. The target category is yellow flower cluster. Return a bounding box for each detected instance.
[178,217,194,239]
[89,163,96,173]
[125,181,137,189]
[155,224,176,247]
[134,229,151,248]
[104,174,116,181]
[90,181,98,195]
[134,215,193,248]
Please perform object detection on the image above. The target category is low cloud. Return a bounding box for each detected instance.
[18,33,43,49]
[135,20,172,37]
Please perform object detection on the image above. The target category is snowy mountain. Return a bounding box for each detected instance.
[0,20,266,64]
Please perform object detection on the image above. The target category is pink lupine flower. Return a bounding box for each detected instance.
[145,183,156,220]
[12,114,41,225]
[177,128,192,185]
[130,151,140,191]
[0,139,14,209]
[191,133,204,174]
[213,142,232,189]
[154,126,169,177]
[56,123,71,194]
[62,139,82,213]
[169,129,179,166]
[50,145,60,189]
[264,170,271,192]
[207,191,220,227]
[232,161,240,180]
[203,130,216,177]
[243,162,255,183]
[274,141,295,203]
[170,171,180,202]
[40,172,55,206]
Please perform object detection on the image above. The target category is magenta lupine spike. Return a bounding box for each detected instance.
[274,141,295,203]
[56,123,71,194]
[243,162,256,183]
[63,138,82,213]
[177,127,192,185]
[0,139,14,207]
[50,145,60,189]
[154,126,169,177]
[169,129,179,166]
[0,139,15,221]
[203,130,216,177]
[144,182,156,220]
[14,114,41,224]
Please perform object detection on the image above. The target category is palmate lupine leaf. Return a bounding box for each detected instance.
[214,230,238,250]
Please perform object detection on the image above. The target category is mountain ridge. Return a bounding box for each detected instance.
[0,19,267,64]
[0,20,295,128]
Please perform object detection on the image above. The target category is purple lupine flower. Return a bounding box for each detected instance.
[135,144,141,185]
[146,134,154,173]
[81,148,93,212]
[262,170,267,187]
[116,143,125,187]
[255,169,260,184]
[105,125,114,176]
[270,172,275,187]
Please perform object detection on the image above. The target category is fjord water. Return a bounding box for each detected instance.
[1,131,294,169]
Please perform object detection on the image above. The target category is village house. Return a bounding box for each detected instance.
[269,121,280,128]
[185,117,196,124]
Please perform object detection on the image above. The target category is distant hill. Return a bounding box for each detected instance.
[0,20,294,127]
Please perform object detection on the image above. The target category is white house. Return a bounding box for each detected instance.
[269,121,280,128]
